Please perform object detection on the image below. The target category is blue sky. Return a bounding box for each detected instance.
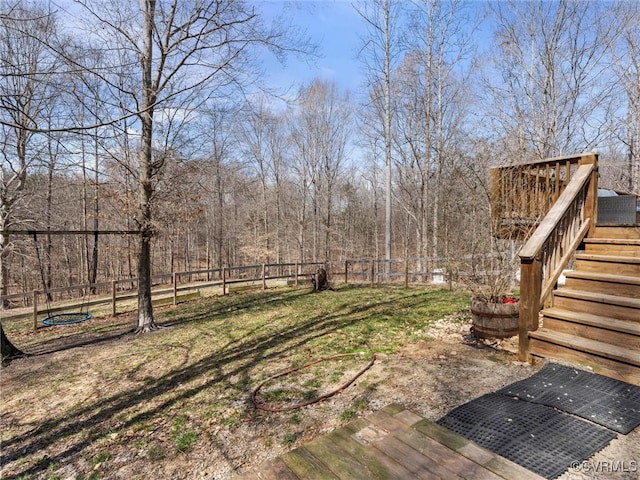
[259,1,368,95]
[258,0,494,100]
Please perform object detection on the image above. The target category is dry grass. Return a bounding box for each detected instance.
[1,285,470,480]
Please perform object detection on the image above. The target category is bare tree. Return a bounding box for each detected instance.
[290,79,352,261]
[237,98,276,262]
[406,0,475,259]
[485,0,613,160]
[68,0,310,332]
[610,1,640,193]
[385,0,474,275]
[203,106,236,269]
[0,1,63,358]
[355,0,403,273]
[237,100,290,263]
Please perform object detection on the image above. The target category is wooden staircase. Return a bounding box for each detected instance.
[491,153,640,386]
[528,226,640,386]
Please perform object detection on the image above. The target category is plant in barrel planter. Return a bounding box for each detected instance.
[470,293,519,339]
[460,153,540,340]
[466,235,522,340]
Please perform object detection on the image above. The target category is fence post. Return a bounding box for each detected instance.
[344,260,348,286]
[172,272,178,306]
[262,264,266,290]
[370,260,375,288]
[294,262,299,286]
[222,267,227,295]
[112,280,117,316]
[32,290,38,331]
[404,258,409,288]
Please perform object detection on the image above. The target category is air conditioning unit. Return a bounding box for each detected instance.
[597,194,637,225]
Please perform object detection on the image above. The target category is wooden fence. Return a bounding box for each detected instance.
[1,258,458,329]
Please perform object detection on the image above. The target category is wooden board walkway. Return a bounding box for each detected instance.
[232,404,544,480]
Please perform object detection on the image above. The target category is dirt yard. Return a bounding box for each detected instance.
[1,294,638,480]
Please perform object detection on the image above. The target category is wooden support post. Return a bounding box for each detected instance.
[519,257,543,363]
[294,263,299,286]
[172,272,178,306]
[262,264,266,290]
[344,260,348,286]
[32,290,38,331]
[222,267,227,295]
[112,280,117,316]
[581,153,599,236]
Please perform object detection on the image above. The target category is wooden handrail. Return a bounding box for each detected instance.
[520,164,594,261]
[518,154,598,362]
[491,153,592,170]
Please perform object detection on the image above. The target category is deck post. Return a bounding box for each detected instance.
[262,264,266,290]
[580,153,599,236]
[519,256,542,362]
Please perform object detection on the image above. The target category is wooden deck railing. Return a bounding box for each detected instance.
[517,153,598,361]
[490,154,595,237]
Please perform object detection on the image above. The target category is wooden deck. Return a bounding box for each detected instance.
[232,404,544,480]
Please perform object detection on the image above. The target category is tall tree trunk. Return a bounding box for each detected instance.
[136,127,155,330]
[261,179,269,263]
[0,232,9,308]
[275,181,282,264]
[136,0,157,332]
[89,134,100,291]
[382,1,393,274]
[45,146,54,301]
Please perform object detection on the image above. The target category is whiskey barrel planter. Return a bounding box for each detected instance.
[470,297,519,339]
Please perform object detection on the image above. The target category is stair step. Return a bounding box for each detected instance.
[584,238,640,246]
[592,226,640,239]
[553,288,640,321]
[583,238,640,257]
[541,308,640,348]
[574,254,640,276]
[564,271,640,298]
[543,307,640,336]
[554,288,640,309]
[530,329,640,366]
[529,329,640,385]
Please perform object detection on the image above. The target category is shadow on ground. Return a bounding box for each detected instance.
[1,286,421,478]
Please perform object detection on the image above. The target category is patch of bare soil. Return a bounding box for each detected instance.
[1,311,638,480]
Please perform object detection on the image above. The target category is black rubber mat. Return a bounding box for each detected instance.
[437,393,617,479]
[498,363,640,434]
